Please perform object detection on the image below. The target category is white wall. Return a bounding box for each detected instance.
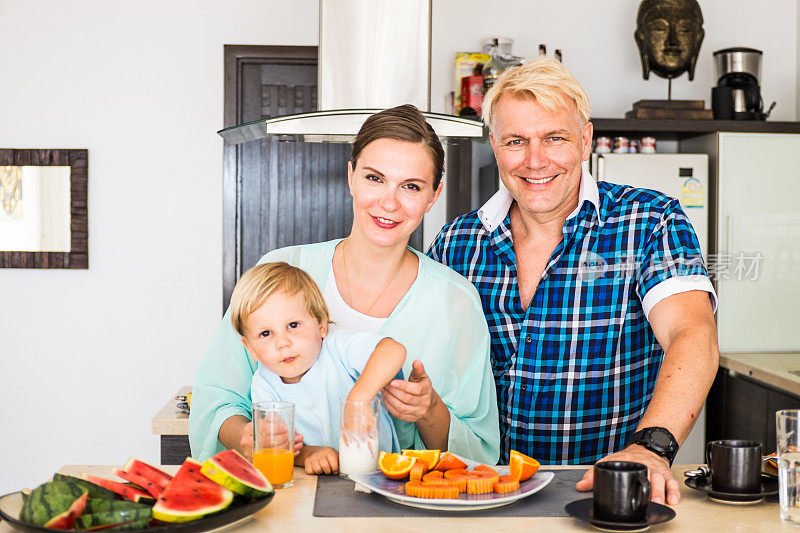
[0,0,318,494]
[432,0,799,120]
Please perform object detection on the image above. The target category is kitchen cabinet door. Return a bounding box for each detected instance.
[716,133,800,352]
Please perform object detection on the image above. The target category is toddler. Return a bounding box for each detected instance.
[229,261,405,474]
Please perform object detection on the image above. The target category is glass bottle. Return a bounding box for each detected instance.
[482,38,502,92]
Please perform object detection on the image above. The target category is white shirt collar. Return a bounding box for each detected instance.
[477,161,602,232]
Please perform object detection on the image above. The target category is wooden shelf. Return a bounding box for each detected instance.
[591,118,800,136]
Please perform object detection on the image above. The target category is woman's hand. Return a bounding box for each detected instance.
[382,360,450,450]
[382,360,437,422]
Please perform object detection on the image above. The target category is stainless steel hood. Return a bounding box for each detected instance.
[218,0,484,144]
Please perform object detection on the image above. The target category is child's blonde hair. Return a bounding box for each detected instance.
[229,262,330,336]
[482,57,591,131]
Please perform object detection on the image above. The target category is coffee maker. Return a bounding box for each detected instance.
[711,47,773,120]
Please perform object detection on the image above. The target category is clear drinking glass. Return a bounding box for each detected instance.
[339,397,380,478]
[252,401,295,488]
[777,409,800,524]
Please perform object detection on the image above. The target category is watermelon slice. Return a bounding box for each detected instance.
[82,476,155,504]
[111,468,162,499]
[121,458,172,490]
[151,458,233,523]
[201,450,272,498]
[45,491,89,529]
[20,481,89,529]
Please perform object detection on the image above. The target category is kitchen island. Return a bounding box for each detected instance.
[0,464,792,533]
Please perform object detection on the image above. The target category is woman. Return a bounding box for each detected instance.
[190,105,500,465]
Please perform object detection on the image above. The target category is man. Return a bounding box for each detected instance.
[428,58,719,505]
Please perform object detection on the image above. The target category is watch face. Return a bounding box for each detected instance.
[651,430,673,448]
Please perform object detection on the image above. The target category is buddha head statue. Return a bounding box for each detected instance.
[635,0,704,80]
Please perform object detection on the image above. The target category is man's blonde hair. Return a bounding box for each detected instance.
[229,262,330,336]
[482,58,591,131]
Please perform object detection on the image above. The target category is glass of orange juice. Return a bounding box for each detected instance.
[252,401,295,488]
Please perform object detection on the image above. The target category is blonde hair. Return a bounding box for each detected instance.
[482,58,591,131]
[229,262,330,336]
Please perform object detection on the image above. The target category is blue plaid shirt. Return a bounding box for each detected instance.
[428,174,715,465]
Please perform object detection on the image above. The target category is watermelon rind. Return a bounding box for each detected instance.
[83,499,149,515]
[75,506,152,530]
[21,480,86,527]
[201,450,272,498]
[44,492,89,529]
[151,458,233,523]
[53,474,118,500]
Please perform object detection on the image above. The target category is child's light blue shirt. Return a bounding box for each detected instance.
[250,329,400,454]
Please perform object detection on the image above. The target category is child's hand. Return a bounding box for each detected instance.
[304,447,339,475]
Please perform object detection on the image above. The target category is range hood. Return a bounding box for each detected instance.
[218,0,484,143]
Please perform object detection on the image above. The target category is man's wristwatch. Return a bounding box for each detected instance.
[628,427,679,466]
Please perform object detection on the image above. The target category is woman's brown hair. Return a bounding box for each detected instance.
[350,104,445,188]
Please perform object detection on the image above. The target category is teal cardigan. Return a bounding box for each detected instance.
[189,239,500,464]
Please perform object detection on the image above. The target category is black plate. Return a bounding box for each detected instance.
[684,474,778,503]
[565,498,676,532]
[0,491,274,533]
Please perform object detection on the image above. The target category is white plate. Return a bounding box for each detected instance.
[347,455,554,512]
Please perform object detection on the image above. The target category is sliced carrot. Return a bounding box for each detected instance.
[422,470,444,481]
[493,474,520,494]
[473,464,499,475]
[509,450,540,482]
[408,461,428,482]
[433,452,468,471]
[404,480,459,499]
[443,468,470,491]
[443,467,499,494]
[402,449,441,471]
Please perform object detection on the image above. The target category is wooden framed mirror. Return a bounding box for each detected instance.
[0,148,88,268]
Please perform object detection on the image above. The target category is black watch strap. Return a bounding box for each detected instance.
[629,426,679,466]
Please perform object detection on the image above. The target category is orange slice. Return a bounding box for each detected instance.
[509,450,540,482]
[402,449,441,470]
[378,451,417,480]
[404,480,459,499]
[408,461,428,482]
[422,470,444,481]
[433,452,468,471]
[493,474,520,494]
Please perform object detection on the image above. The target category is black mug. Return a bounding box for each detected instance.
[593,461,651,523]
[705,439,763,493]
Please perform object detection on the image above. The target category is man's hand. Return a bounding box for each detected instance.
[382,360,439,423]
[304,447,339,475]
[576,444,680,505]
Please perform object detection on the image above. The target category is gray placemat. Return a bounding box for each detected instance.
[313,469,589,517]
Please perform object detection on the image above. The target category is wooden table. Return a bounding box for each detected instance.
[1,464,794,532]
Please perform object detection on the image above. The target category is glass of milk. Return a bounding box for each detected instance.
[339,397,380,478]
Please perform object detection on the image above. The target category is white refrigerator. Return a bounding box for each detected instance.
[590,153,709,259]
[589,153,710,464]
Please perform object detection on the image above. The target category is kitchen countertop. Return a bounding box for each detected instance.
[0,464,792,532]
[151,386,190,436]
[719,353,800,397]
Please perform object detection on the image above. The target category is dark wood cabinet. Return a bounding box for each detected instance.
[707,368,800,452]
